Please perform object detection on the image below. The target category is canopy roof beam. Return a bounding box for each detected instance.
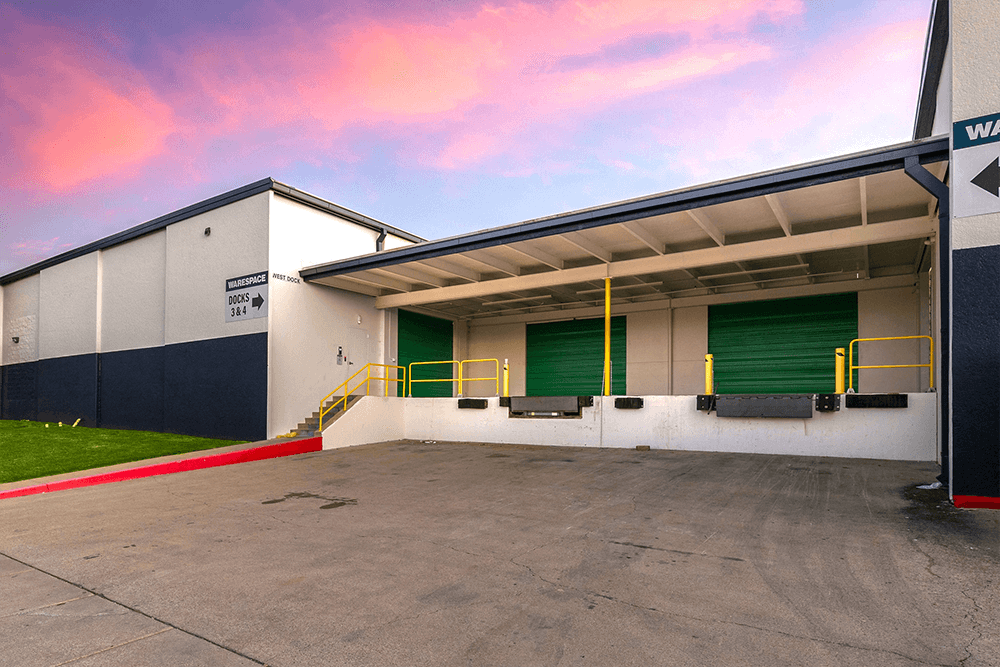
[374,217,934,309]
[561,232,611,263]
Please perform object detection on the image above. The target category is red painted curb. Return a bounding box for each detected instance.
[0,437,323,501]
[953,495,1000,510]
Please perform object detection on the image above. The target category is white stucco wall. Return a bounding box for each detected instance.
[2,275,40,365]
[627,309,670,395]
[931,38,952,136]
[383,234,415,251]
[38,253,99,360]
[267,193,390,438]
[324,394,937,462]
[466,322,526,397]
[164,193,270,346]
[952,0,1000,121]
[101,231,166,353]
[671,306,708,395]
[857,286,925,393]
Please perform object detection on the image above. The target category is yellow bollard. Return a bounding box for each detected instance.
[603,277,611,396]
[704,354,714,395]
[835,348,845,394]
[503,359,509,397]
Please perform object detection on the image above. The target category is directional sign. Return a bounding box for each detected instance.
[954,113,1000,219]
[971,158,1000,197]
[225,271,268,322]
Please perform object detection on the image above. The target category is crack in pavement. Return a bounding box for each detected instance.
[507,555,953,667]
[1,594,95,619]
[51,628,173,666]
[0,550,268,666]
[912,539,944,580]
[391,526,954,667]
[958,588,984,666]
[608,540,745,562]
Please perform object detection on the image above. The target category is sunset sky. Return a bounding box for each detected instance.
[1,0,933,275]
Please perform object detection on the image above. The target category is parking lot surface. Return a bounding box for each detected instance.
[2,440,997,666]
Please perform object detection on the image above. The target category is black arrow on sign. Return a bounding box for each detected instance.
[971,157,1000,197]
[252,293,264,310]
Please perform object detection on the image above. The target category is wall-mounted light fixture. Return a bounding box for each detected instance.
[11,337,18,344]
[204,227,211,236]
[357,315,363,325]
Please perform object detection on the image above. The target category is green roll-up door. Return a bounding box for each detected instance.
[397,310,454,397]
[526,317,626,396]
[708,293,858,394]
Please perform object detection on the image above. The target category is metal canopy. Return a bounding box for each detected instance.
[300,137,948,321]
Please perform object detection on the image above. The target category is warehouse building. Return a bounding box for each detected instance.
[0,181,422,442]
[1,0,996,508]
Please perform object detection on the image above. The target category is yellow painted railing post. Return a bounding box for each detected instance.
[503,359,509,397]
[704,354,714,395]
[835,348,845,394]
[847,336,935,392]
[603,277,611,396]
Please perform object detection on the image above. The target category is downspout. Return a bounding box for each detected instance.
[376,228,388,252]
[904,156,950,488]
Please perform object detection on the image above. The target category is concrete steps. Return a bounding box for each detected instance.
[294,395,361,437]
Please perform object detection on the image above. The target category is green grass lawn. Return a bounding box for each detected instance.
[0,420,246,484]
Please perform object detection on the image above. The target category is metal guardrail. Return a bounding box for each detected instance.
[848,336,934,392]
[407,360,459,397]
[459,358,500,397]
[319,363,405,430]
[408,359,502,397]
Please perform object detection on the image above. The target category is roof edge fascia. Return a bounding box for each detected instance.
[300,136,950,282]
[1,178,423,286]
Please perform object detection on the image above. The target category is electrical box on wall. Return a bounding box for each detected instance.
[337,346,343,365]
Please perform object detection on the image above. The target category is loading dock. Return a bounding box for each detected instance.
[3,0,999,508]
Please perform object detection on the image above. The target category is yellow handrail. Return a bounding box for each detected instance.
[408,360,460,397]
[459,358,500,396]
[319,363,405,431]
[848,336,934,392]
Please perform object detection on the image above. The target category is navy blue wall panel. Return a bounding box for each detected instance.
[163,332,267,442]
[952,246,1000,498]
[37,354,98,425]
[99,347,165,433]
[1,361,38,421]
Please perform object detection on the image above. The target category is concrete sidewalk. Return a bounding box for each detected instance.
[0,435,321,500]
[1,441,997,666]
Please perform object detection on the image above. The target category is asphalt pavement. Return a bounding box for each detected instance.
[1,440,997,666]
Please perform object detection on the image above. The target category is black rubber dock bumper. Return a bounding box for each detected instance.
[715,395,813,418]
[845,393,908,408]
[815,394,841,412]
[507,396,593,418]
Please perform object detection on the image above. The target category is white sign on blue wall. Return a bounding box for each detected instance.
[225,271,268,322]
[953,112,1000,219]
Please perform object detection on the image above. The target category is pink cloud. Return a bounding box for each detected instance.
[1,15,176,192]
[160,0,803,168]
[4,0,877,197]
[655,17,928,182]
[11,237,73,259]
